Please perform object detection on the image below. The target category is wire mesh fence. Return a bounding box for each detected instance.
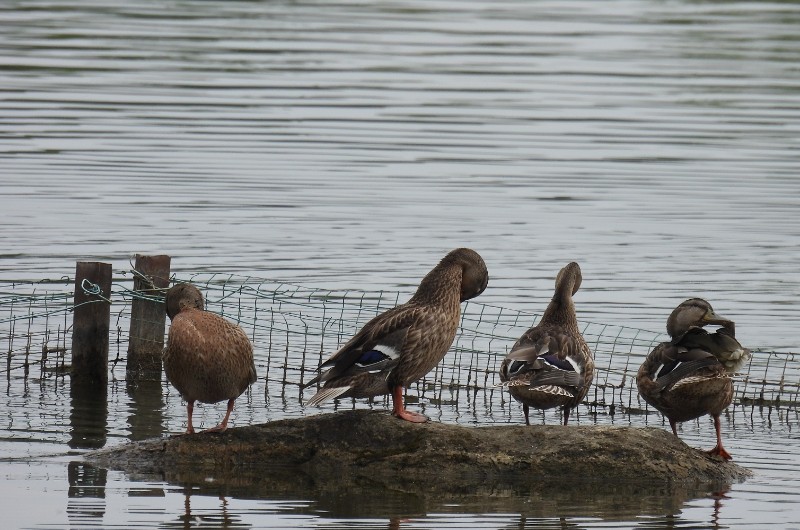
[1,278,73,380]
[1,271,798,424]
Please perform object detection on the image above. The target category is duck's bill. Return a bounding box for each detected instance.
[703,310,732,326]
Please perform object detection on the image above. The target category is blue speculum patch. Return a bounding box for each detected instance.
[357,349,389,365]
[542,354,575,372]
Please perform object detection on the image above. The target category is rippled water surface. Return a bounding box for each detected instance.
[1,0,799,528]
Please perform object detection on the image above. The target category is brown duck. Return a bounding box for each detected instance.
[499,262,594,425]
[163,282,257,434]
[305,248,488,423]
[637,298,750,460]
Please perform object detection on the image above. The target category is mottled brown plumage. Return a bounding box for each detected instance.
[163,283,257,434]
[499,262,594,425]
[637,298,750,460]
[305,248,489,422]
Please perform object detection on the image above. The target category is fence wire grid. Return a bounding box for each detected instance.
[1,271,798,424]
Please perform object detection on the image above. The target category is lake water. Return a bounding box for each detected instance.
[1,0,799,528]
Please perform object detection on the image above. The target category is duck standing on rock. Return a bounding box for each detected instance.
[499,262,594,426]
[637,298,751,460]
[163,283,257,434]
[305,248,489,423]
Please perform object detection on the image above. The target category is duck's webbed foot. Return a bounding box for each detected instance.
[707,444,732,461]
[391,386,429,423]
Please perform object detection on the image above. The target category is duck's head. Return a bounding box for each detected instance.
[443,248,488,301]
[555,261,582,296]
[165,283,205,320]
[666,298,731,338]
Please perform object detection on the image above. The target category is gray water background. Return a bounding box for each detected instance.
[1,0,799,528]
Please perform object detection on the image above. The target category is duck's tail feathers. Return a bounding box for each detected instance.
[495,379,527,388]
[670,373,729,391]
[306,385,351,407]
[495,380,574,397]
[532,385,575,397]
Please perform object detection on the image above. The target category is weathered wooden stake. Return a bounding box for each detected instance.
[127,254,171,378]
[71,261,112,387]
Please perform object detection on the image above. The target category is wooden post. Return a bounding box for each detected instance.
[71,261,112,387]
[126,254,171,378]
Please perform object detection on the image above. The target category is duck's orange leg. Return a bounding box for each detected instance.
[201,398,235,434]
[707,414,732,461]
[391,386,428,423]
[185,400,196,435]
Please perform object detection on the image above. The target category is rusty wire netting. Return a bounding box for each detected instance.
[1,272,798,423]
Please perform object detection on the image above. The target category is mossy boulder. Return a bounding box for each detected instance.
[87,409,749,510]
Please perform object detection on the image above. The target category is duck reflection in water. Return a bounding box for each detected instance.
[164,493,248,530]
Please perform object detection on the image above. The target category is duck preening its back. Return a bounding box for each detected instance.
[305,248,489,423]
[499,262,594,426]
[637,298,750,460]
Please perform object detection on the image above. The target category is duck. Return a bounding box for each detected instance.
[636,298,750,460]
[163,282,257,434]
[499,262,594,426]
[304,248,489,423]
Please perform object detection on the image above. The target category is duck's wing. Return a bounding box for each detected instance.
[500,327,586,390]
[647,341,721,392]
[221,318,258,390]
[304,305,420,388]
[507,328,587,363]
[653,349,719,391]
[679,326,751,373]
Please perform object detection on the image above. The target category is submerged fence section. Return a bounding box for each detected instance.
[1,270,798,424]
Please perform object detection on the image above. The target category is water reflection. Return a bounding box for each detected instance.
[138,464,728,525]
[162,493,249,530]
[67,387,109,527]
[709,490,729,530]
[127,377,165,441]
[67,462,107,527]
[69,383,107,450]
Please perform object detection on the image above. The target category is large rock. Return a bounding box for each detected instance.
[87,410,749,507]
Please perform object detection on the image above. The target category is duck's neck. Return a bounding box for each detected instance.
[409,263,462,307]
[541,283,579,333]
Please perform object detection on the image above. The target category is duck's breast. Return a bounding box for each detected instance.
[164,311,255,404]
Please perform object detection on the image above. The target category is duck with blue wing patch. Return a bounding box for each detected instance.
[305,248,488,423]
[499,262,594,425]
[637,298,751,461]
